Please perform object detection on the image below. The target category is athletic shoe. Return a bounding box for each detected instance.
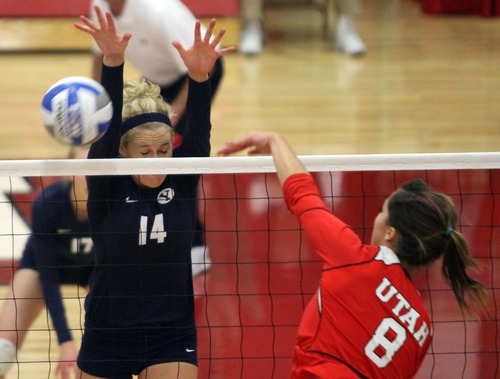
[239,21,264,55]
[334,15,366,56]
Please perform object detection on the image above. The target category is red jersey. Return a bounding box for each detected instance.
[283,173,432,379]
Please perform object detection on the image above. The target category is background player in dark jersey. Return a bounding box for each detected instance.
[74,8,234,379]
[0,148,93,379]
[218,131,488,378]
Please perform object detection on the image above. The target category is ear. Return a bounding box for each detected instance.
[118,145,126,157]
[385,226,397,242]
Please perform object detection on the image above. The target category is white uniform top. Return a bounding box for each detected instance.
[91,0,204,86]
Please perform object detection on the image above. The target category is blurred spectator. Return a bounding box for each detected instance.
[239,0,366,56]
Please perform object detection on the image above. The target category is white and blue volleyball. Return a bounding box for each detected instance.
[41,76,112,146]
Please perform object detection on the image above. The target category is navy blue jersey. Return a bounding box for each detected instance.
[85,64,211,329]
[27,180,94,344]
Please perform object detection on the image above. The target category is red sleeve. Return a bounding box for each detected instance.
[283,173,378,268]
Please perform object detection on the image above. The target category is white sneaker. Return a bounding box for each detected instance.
[239,21,264,55]
[191,245,211,277]
[335,16,366,56]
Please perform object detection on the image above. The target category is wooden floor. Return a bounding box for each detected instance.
[0,0,499,377]
[0,286,86,378]
[0,0,498,160]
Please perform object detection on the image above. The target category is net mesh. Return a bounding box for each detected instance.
[0,154,498,378]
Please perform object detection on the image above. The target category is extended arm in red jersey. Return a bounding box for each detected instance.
[283,173,376,268]
[218,132,377,267]
[218,132,307,186]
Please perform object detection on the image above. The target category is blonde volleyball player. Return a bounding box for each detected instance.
[74,7,234,379]
[89,0,228,273]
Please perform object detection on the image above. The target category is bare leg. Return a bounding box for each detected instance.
[0,269,45,348]
[241,0,264,23]
[0,269,45,378]
[239,0,265,55]
[335,0,361,17]
[75,369,109,379]
[139,362,197,379]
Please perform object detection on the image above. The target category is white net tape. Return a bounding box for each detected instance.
[1,152,499,177]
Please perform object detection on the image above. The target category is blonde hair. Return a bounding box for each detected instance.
[121,79,175,147]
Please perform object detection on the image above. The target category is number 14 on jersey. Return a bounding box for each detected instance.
[139,214,166,245]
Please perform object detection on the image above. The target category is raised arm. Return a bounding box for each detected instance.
[172,19,235,158]
[218,131,308,186]
[74,7,131,180]
[74,6,130,68]
[171,19,235,83]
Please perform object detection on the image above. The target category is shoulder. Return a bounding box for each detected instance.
[32,181,71,220]
[31,185,71,230]
[35,181,69,203]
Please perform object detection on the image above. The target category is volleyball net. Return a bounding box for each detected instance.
[0,153,499,378]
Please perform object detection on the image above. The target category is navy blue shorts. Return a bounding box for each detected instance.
[77,319,197,378]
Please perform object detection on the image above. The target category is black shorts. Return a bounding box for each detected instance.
[19,246,93,287]
[77,318,197,378]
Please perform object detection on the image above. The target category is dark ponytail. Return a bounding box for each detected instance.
[441,229,488,315]
[388,179,488,316]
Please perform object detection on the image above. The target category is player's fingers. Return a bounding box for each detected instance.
[210,28,226,48]
[105,11,117,31]
[217,141,239,155]
[61,362,75,379]
[229,139,252,153]
[61,368,69,379]
[194,20,202,42]
[76,15,97,32]
[171,40,186,57]
[122,32,133,45]
[55,364,64,379]
[74,22,92,34]
[218,46,237,57]
[74,23,82,32]
[204,19,216,43]
[78,15,93,27]
[94,6,106,28]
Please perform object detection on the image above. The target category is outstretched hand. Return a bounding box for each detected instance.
[218,131,307,185]
[172,19,236,82]
[55,340,79,379]
[74,6,131,67]
[217,132,278,156]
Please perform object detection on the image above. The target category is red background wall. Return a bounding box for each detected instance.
[420,0,500,16]
[0,0,239,18]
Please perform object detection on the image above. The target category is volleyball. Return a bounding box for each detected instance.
[41,76,113,146]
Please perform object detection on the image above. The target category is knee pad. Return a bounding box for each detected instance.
[0,338,17,375]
